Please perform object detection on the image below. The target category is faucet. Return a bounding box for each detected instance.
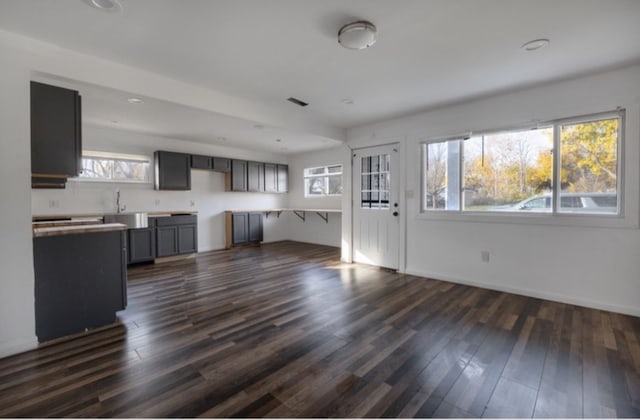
[116,190,126,213]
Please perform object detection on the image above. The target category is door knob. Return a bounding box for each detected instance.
[393,211,399,217]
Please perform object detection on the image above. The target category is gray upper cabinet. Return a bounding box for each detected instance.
[191,154,212,170]
[277,164,289,193]
[212,157,231,172]
[229,159,248,191]
[155,151,191,190]
[264,163,278,193]
[247,161,265,192]
[30,81,82,185]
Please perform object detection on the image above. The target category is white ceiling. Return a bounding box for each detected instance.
[2,0,640,151]
[34,74,340,154]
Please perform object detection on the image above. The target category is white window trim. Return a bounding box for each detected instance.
[304,164,343,198]
[417,109,634,229]
[72,150,152,184]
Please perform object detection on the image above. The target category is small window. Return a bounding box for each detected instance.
[77,151,150,183]
[304,164,343,197]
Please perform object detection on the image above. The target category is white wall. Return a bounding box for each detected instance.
[347,64,640,317]
[32,125,290,251]
[283,146,348,247]
[0,47,37,358]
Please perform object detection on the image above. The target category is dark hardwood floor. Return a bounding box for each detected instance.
[1,241,639,418]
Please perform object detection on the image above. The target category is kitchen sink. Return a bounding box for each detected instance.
[104,212,149,229]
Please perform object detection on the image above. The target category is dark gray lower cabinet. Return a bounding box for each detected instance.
[155,215,198,257]
[178,224,198,254]
[156,225,178,257]
[34,230,127,342]
[225,211,263,247]
[231,213,249,244]
[248,213,263,242]
[128,227,155,263]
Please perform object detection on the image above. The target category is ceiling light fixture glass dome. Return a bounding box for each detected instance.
[338,21,377,50]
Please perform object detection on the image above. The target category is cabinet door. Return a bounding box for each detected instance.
[232,213,249,244]
[247,161,265,192]
[277,164,289,193]
[212,157,231,172]
[128,228,155,263]
[248,213,263,242]
[156,226,178,257]
[155,151,191,190]
[264,163,278,193]
[31,81,82,178]
[178,224,198,254]
[191,154,211,170]
[230,160,248,191]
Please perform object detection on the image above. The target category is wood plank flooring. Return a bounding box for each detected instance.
[1,241,639,417]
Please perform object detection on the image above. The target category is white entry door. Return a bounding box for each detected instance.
[353,144,400,270]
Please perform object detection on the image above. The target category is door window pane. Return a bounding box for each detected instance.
[361,154,390,209]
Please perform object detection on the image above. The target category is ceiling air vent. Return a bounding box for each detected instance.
[287,97,309,107]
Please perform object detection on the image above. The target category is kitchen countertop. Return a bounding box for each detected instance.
[224,208,342,213]
[33,223,128,238]
[32,218,104,228]
[32,211,198,221]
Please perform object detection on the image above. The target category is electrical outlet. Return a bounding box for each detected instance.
[481,250,490,263]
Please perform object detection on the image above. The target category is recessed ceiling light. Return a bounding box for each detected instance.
[85,0,122,12]
[127,97,144,104]
[253,124,264,130]
[341,98,355,105]
[521,38,550,52]
[338,21,377,50]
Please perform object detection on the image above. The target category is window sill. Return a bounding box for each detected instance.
[69,178,152,185]
[415,209,638,230]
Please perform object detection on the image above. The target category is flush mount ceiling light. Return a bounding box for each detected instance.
[127,97,144,104]
[521,38,550,52]
[338,20,377,50]
[84,0,122,12]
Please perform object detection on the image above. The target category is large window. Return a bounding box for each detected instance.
[77,151,150,183]
[422,111,622,215]
[304,164,343,197]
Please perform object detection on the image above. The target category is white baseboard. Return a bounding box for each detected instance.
[404,268,640,318]
[0,335,38,359]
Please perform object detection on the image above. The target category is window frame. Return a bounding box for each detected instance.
[72,150,152,184]
[303,164,343,198]
[419,110,625,223]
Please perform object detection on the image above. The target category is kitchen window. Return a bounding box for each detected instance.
[304,164,343,197]
[77,151,150,183]
[422,110,623,216]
